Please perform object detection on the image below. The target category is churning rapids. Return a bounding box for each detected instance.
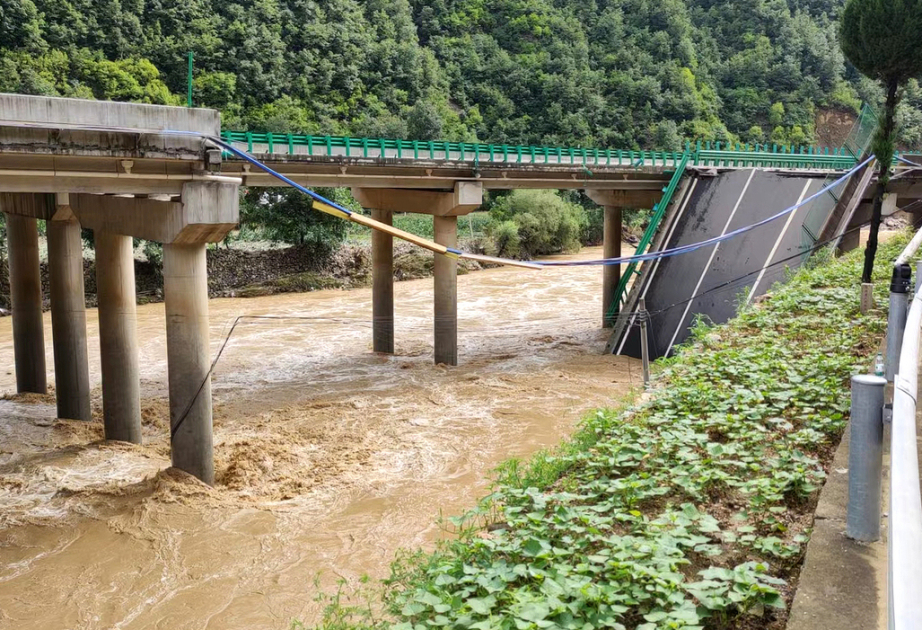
[0,245,640,629]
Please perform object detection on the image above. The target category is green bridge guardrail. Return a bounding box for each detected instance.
[605,151,691,323]
[221,131,860,171]
[221,130,687,168]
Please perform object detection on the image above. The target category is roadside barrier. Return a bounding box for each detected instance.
[848,237,922,629]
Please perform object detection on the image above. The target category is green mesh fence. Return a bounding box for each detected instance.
[801,103,879,250]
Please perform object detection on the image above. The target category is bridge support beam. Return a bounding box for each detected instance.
[4,208,47,394]
[48,199,92,421]
[372,209,394,353]
[164,243,213,484]
[434,216,459,366]
[95,232,142,443]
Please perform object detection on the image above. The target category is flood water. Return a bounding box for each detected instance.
[0,246,640,630]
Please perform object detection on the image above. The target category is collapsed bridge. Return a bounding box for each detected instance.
[2,93,921,484]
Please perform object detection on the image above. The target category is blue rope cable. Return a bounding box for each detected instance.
[209,137,354,216]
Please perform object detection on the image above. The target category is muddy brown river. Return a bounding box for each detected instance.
[0,246,639,629]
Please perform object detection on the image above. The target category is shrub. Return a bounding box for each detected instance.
[241,187,349,256]
[489,190,585,258]
[488,220,521,258]
[581,206,604,246]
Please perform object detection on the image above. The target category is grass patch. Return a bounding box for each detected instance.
[307,233,909,630]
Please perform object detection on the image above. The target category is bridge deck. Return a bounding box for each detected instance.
[221,131,859,191]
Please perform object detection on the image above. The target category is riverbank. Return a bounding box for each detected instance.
[316,235,908,630]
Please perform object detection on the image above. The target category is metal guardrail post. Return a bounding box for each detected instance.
[887,264,912,381]
[846,374,886,541]
[639,298,650,386]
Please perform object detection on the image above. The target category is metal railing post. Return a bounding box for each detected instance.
[639,297,651,386]
[887,264,912,381]
[846,374,886,542]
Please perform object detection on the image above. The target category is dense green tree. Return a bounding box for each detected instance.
[241,187,352,252]
[489,189,585,258]
[839,0,922,282]
[2,0,919,154]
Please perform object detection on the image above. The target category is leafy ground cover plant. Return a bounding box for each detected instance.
[312,233,910,630]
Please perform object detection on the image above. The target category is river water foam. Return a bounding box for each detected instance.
[0,246,639,629]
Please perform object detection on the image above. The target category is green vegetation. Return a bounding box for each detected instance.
[839,0,922,282]
[308,234,908,630]
[2,0,921,150]
[5,0,920,270]
[487,191,585,258]
[241,187,354,253]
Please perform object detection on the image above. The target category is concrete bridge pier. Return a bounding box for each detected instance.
[602,207,622,328]
[371,209,394,353]
[47,196,92,421]
[352,182,482,366]
[434,216,459,365]
[72,181,239,483]
[94,231,142,442]
[2,197,47,394]
[163,243,213,484]
[587,190,661,328]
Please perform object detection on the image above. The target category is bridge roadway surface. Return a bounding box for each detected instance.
[616,168,829,358]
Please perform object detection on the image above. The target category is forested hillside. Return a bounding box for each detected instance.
[1,0,921,149]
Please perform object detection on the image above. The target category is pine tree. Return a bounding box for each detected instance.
[839,0,922,282]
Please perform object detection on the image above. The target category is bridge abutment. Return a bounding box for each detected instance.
[3,205,47,394]
[163,242,214,484]
[95,231,143,443]
[434,215,459,366]
[371,209,394,354]
[48,198,92,421]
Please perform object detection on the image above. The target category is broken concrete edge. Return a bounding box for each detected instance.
[0,93,220,135]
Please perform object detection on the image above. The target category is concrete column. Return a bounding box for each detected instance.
[6,212,46,393]
[47,217,91,420]
[95,232,142,443]
[163,243,213,484]
[602,207,623,328]
[371,209,394,354]
[433,215,458,366]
